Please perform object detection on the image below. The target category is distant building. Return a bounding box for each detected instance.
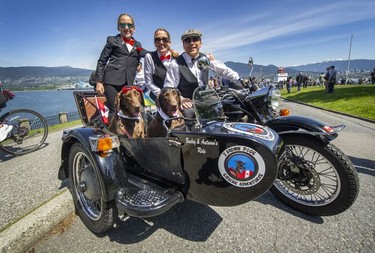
[274,67,288,82]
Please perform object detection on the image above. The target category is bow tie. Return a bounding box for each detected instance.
[160,54,171,61]
[122,36,135,46]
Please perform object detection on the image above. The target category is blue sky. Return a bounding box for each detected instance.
[0,0,374,69]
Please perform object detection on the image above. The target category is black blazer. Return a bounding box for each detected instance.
[95,34,147,86]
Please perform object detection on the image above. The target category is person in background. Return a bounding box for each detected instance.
[164,29,240,118]
[0,82,13,142]
[144,28,175,102]
[371,68,375,85]
[214,75,221,90]
[323,67,330,92]
[296,72,303,91]
[302,74,309,88]
[208,76,215,89]
[94,13,147,118]
[319,72,325,87]
[286,76,292,93]
[88,71,97,90]
[327,65,337,94]
[0,123,12,142]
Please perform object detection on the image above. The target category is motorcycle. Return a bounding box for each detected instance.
[219,56,359,216]
[58,57,358,234]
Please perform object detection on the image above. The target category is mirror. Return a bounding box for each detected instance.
[197,56,210,71]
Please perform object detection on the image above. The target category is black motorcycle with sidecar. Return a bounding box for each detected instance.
[58,57,358,234]
[58,83,286,233]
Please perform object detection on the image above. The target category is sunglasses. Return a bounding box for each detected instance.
[183,36,200,43]
[119,23,134,29]
[154,37,170,43]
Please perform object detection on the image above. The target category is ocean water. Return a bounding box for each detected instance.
[0,90,84,118]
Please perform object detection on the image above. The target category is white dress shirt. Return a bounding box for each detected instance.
[164,52,240,89]
[144,52,172,97]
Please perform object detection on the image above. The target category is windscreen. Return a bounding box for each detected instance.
[192,86,224,124]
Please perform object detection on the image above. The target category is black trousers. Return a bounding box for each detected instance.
[104,84,124,115]
[327,81,335,93]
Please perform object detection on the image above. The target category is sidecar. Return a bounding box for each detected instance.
[58,87,283,233]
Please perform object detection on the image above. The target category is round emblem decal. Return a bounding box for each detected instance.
[223,123,275,141]
[218,145,265,188]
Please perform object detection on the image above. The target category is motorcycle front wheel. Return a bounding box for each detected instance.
[270,134,359,216]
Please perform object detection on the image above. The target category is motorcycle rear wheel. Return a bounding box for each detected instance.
[270,134,359,216]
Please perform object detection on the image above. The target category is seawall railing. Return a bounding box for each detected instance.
[44,112,80,127]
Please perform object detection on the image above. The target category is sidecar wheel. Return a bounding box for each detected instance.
[68,143,117,233]
[270,135,359,216]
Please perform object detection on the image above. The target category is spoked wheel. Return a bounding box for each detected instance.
[68,143,116,233]
[0,109,48,155]
[270,135,359,216]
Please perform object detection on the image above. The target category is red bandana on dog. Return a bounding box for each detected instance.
[121,86,143,94]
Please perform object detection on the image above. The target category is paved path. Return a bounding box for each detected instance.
[0,130,68,229]
[1,100,374,253]
[31,100,375,253]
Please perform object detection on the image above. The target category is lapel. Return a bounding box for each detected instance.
[117,35,135,54]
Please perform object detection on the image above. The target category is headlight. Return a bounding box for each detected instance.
[267,87,281,110]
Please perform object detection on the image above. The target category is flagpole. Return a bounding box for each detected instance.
[345,34,353,85]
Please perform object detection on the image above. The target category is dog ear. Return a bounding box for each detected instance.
[157,91,164,109]
[115,92,121,113]
[175,89,181,107]
[137,90,144,106]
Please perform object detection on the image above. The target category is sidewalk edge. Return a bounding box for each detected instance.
[0,190,74,253]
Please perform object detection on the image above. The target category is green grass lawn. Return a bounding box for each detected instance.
[281,84,375,121]
[48,119,83,132]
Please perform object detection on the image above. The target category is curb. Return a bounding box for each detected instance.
[0,190,74,253]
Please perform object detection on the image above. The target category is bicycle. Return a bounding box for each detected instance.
[0,86,48,156]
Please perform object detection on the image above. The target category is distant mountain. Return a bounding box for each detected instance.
[287,59,375,73]
[1,59,374,88]
[225,62,305,78]
[225,59,375,79]
[0,66,94,88]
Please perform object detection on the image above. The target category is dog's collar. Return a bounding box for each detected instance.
[118,110,141,120]
[157,107,180,119]
[157,108,176,120]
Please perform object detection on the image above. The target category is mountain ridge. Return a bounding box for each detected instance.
[1,59,374,88]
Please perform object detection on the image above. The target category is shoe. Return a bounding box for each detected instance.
[0,124,13,142]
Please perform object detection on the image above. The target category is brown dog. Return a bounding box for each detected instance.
[109,86,145,138]
[147,87,185,137]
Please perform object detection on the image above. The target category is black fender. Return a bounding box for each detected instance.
[266,115,344,142]
[59,127,127,201]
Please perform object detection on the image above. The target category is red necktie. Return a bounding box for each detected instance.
[160,54,171,61]
[122,36,135,46]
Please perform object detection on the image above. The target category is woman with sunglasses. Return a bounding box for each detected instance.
[144,28,175,102]
[94,13,148,118]
[164,29,240,118]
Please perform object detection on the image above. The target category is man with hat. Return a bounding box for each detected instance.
[164,29,240,117]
